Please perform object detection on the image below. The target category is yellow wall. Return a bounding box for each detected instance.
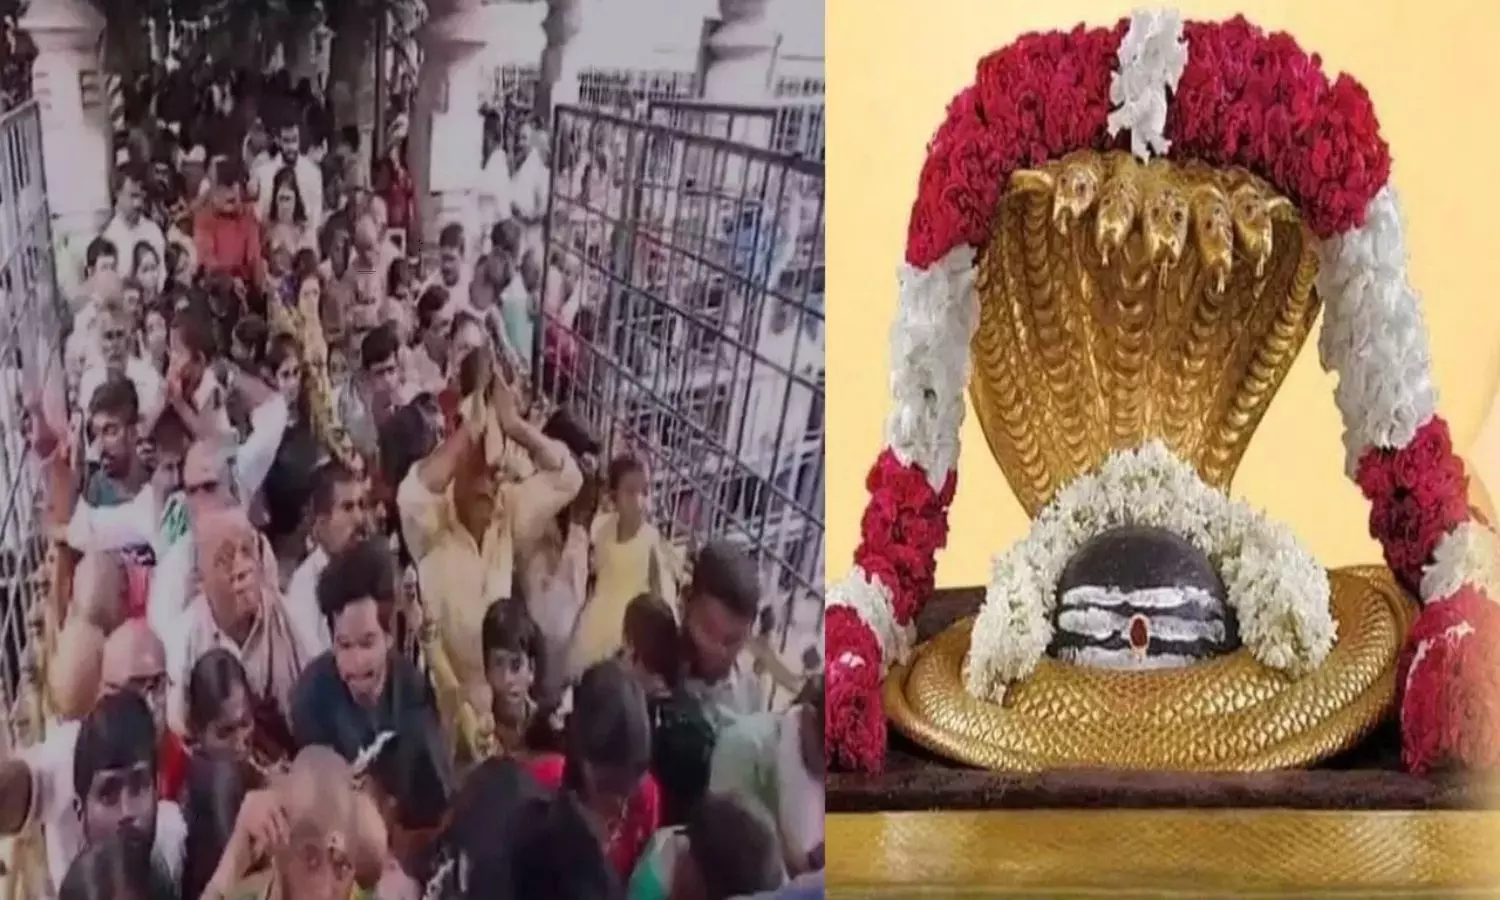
[826,0,1500,588]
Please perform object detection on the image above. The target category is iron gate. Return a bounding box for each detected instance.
[0,101,65,750]
[536,104,825,677]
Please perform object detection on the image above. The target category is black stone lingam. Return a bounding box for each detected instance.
[1048,524,1241,670]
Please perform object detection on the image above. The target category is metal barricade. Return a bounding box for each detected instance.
[0,101,65,753]
[536,104,825,681]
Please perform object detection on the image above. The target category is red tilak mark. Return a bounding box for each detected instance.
[1128,615,1150,651]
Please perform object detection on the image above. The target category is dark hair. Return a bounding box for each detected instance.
[58,832,168,900]
[438,222,464,250]
[490,220,521,259]
[179,752,264,900]
[386,257,411,298]
[623,593,678,682]
[73,691,158,801]
[170,308,217,360]
[509,793,621,900]
[649,689,715,825]
[541,407,599,460]
[131,241,159,277]
[231,314,268,356]
[309,459,359,518]
[89,375,141,426]
[686,794,783,900]
[184,648,252,738]
[688,540,760,620]
[269,166,307,224]
[416,285,449,331]
[214,155,244,188]
[606,455,645,492]
[564,659,651,787]
[480,600,541,685]
[86,237,118,270]
[113,161,147,194]
[292,247,320,280]
[427,757,547,899]
[360,322,400,369]
[317,535,397,628]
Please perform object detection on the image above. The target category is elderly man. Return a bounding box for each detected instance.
[163,507,307,743]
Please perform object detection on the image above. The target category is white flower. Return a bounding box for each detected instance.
[966,441,1335,702]
[884,247,979,490]
[1422,521,1500,603]
[1107,8,1189,160]
[1316,186,1437,475]
[826,567,916,666]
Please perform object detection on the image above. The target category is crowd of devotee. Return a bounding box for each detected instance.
[8,62,825,899]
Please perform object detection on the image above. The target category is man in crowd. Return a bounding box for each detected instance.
[102,162,167,269]
[284,461,371,654]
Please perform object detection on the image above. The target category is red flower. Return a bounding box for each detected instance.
[854,451,957,622]
[906,22,1123,268]
[825,606,887,772]
[1355,418,1471,594]
[1399,588,1500,775]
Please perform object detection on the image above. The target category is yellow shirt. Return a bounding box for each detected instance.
[568,513,674,677]
[397,438,581,716]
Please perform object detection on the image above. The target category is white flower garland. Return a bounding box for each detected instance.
[1422,521,1500,603]
[965,441,1336,700]
[1315,187,1439,477]
[884,247,979,490]
[1107,8,1188,160]
[827,567,915,667]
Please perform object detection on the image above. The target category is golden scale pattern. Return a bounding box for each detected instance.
[886,151,1412,771]
[886,566,1414,770]
[825,808,1500,893]
[970,150,1320,516]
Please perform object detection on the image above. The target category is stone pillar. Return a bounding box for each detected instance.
[703,0,777,100]
[21,0,110,301]
[409,2,488,264]
[541,0,586,112]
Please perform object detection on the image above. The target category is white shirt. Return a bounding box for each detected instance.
[284,547,331,656]
[254,154,325,231]
[21,720,187,892]
[478,149,514,230]
[512,150,548,221]
[101,214,166,268]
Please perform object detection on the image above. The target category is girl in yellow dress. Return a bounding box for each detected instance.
[568,455,675,678]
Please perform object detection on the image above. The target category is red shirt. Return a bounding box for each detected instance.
[528,753,661,880]
[194,207,264,282]
[159,731,189,801]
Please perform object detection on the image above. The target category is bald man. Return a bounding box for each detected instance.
[0,615,187,891]
[206,746,410,899]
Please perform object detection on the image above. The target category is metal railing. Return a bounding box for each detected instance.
[536,103,825,680]
[0,101,66,754]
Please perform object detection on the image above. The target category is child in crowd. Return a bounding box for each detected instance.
[570,454,672,676]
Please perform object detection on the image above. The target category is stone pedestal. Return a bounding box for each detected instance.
[21,0,110,301]
[409,2,488,262]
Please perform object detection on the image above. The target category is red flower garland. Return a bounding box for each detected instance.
[1353,417,1472,593]
[825,605,886,772]
[905,17,1390,269]
[1398,587,1500,775]
[853,450,958,624]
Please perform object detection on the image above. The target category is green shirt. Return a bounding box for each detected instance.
[627,827,686,900]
